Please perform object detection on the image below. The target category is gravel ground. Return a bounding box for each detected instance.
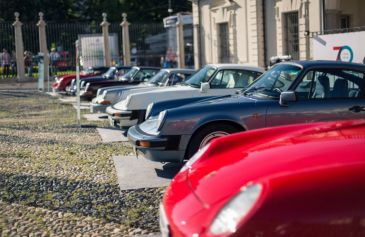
[0,89,163,236]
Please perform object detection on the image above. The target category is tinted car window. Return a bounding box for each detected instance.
[295,69,364,99]
[120,67,138,80]
[245,64,302,97]
[147,70,169,84]
[185,66,216,87]
[210,70,259,89]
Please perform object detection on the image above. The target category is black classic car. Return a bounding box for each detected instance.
[80,66,160,101]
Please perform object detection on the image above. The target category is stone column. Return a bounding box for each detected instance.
[100,13,111,67]
[37,12,49,83]
[12,12,25,80]
[192,0,201,69]
[120,13,131,66]
[193,24,200,69]
[176,13,185,68]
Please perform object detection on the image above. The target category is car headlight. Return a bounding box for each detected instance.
[210,183,263,235]
[156,110,167,130]
[85,83,90,91]
[124,95,132,107]
[139,110,167,135]
[96,88,102,97]
[145,103,154,120]
[180,144,210,172]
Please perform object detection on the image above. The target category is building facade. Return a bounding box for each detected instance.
[192,0,365,68]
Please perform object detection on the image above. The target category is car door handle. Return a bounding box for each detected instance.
[349,105,365,113]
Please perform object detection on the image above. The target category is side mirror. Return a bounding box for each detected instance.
[200,82,210,93]
[279,91,296,107]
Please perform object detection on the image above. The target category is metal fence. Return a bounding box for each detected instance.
[311,26,365,36]
[0,21,166,79]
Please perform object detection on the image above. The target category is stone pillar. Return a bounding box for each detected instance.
[120,13,131,66]
[176,13,185,68]
[100,13,111,67]
[12,12,25,80]
[192,0,201,69]
[37,12,49,83]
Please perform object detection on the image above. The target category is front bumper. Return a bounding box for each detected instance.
[127,125,186,162]
[90,102,109,113]
[106,106,137,128]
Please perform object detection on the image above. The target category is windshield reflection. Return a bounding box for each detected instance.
[184,66,216,88]
[119,68,138,80]
[244,64,302,98]
[148,71,169,84]
[103,67,116,78]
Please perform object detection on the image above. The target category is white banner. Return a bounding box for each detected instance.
[312,31,365,64]
[78,34,119,68]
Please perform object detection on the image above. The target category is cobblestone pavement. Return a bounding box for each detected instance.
[0,89,163,236]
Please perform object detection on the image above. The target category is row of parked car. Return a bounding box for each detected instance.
[53,60,365,236]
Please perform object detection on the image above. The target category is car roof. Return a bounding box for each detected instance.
[280,60,365,71]
[206,63,265,73]
[115,66,132,69]
[132,66,161,70]
[160,68,196,73]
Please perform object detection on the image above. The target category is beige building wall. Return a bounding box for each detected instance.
[193,0,265,68]
[325,0,365,29]
[274,0,321,60]
[193,0,364,68]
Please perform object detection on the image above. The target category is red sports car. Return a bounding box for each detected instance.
[52,66,109,92]
[161,120,365,237]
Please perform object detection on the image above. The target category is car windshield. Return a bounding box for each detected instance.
[147,70,169,84]
[103,67,116,78]
[244,64,302,98]
[119,67,139,80]
[84,67,94,74]
[184,66,216,88]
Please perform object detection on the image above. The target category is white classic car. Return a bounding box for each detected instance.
[90,68,195,113]
[106,64,265,128]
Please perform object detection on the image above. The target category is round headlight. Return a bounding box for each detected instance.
[156,110,167,131]
[145,103,154,120]
[124,95,132,107]
[210,183,263,235]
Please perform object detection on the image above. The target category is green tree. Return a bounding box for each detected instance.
[0,0,191,23]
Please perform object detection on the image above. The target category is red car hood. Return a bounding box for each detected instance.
[164,120,365,235]
[188,119,365,205]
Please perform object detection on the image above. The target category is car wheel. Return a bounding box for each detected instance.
[186,123,239,159]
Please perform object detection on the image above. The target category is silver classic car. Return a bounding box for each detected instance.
[128,61,365,162]
[107,64,264,128]
[90,68,195,113]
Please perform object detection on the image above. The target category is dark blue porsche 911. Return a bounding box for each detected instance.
[128,61,365,162]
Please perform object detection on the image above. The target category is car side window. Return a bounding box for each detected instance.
[168,73,185,85]
[295,69,364,100]
[210,70,255,89]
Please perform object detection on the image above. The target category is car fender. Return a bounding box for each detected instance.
[191,114,246,136]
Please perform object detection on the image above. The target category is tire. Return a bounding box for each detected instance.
[186,123,239,159]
